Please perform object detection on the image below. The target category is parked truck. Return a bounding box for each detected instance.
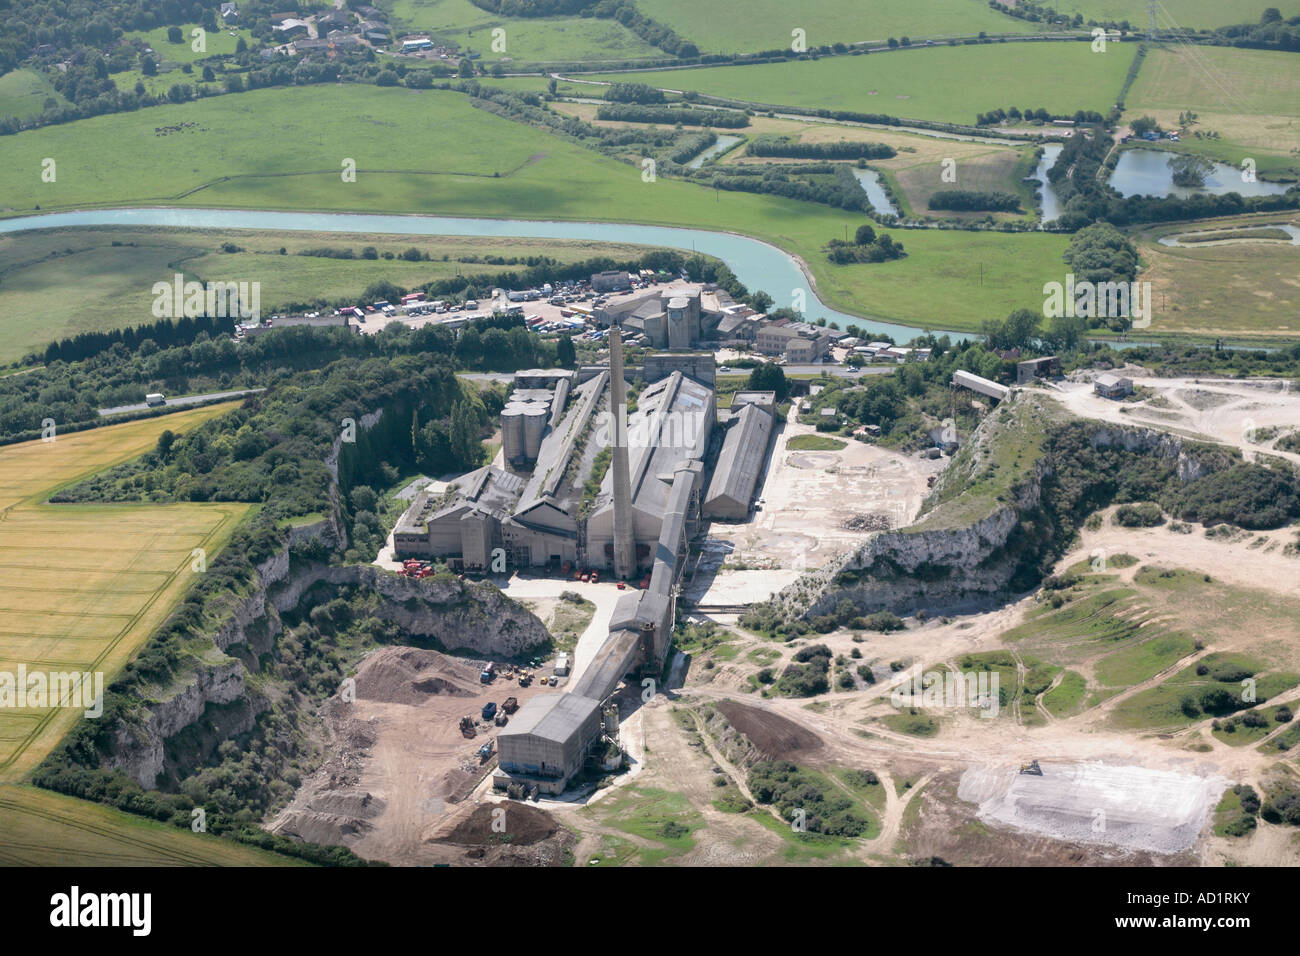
[482,701,497,721]
[480,661,495,683]
[145,393,165,407]
[502,696,519,714]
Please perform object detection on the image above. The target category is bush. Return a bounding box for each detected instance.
[1114,502,1163,527]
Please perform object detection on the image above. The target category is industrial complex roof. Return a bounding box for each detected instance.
[705,403,772,513]
[499,691,602,744]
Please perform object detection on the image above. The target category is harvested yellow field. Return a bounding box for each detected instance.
[0,784,298,866]
[0,404,246,782]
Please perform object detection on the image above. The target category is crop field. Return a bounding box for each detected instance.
[0,784,296,866]
[1124,46,1300,173]
[0,85,1070,333]
[0,404,246,782]
[0,69,68,122]
[595,40,1138,126]
[1134,215,1300,340]
[385,0,660,63]
[635,0,1036,55]
[0,226,657,364]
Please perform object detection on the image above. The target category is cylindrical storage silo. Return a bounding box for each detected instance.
[523,402,548,461]
[667,297,690,349]
[501,403,527,464]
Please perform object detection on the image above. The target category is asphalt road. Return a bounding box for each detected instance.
[98,388,265,417]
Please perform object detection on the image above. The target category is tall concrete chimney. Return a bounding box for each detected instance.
[609,324,637,579]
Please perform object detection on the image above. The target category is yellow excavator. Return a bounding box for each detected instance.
[1019,760,1043,776]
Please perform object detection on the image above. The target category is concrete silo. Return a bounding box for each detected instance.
[522,401,548,461]
[501,402,527,465]
[667,296,690,349]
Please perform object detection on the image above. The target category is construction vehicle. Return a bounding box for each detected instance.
[480,661,495,683]
[502,696,519,714]
[482,701,497,721]
[459,715,476,738]
[494,711,508,726]
[518,671,532,687]
[1019,760,1043,776]
[539,675,550,686]
[477,740,494,761]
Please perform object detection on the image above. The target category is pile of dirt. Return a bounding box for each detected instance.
[355,647,478,705]
[716,701,824,762]
[841,513,892,532]
[435,803,560,847]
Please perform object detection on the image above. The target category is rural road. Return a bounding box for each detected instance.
[98,388,264,417]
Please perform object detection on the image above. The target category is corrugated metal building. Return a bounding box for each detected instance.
[704,400,773,519]
[496,692,603,794]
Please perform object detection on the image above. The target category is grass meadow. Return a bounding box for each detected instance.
[595,40,1138,126]
[1124,45,1300,178]
[0,70,68,122]
[635,0,1036,55]
[0,227,656,364]
[1,84,1070,335]
[386,0,660,64]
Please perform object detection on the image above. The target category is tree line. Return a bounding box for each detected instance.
[746,136,896,160]
[595,102,749,128]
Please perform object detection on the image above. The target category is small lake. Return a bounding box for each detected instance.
[1110,149,1293,199]
[687,134,742,169]
[1031,144,1065,223]
[851,168,899,217]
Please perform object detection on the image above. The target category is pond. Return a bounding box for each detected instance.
[1109,149,1292,200]
[850,167,900,217]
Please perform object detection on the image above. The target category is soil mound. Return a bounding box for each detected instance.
[717,701,825,761]
[355,647,478,705]
[436,803,560,847]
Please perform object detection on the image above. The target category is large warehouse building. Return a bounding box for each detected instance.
[495,692,604,794]
[703,391,775,519]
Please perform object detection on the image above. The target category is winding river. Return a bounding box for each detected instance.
[0,207,954,341]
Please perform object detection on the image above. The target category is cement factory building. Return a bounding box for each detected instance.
[393,324,778,796]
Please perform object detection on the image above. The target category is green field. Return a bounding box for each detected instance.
[1054,1,1298,30]
[385,0,660,63]
[0,69,68,122]
[0,784,300,866]
[124,23,255,65]
[0,84,1074,335]
[1124,46,1300,175]
[0,404,246,782]
[596,40,1138,126]
[635,0,1036,55]
[787,434,847,450]
[0,226,656,365]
